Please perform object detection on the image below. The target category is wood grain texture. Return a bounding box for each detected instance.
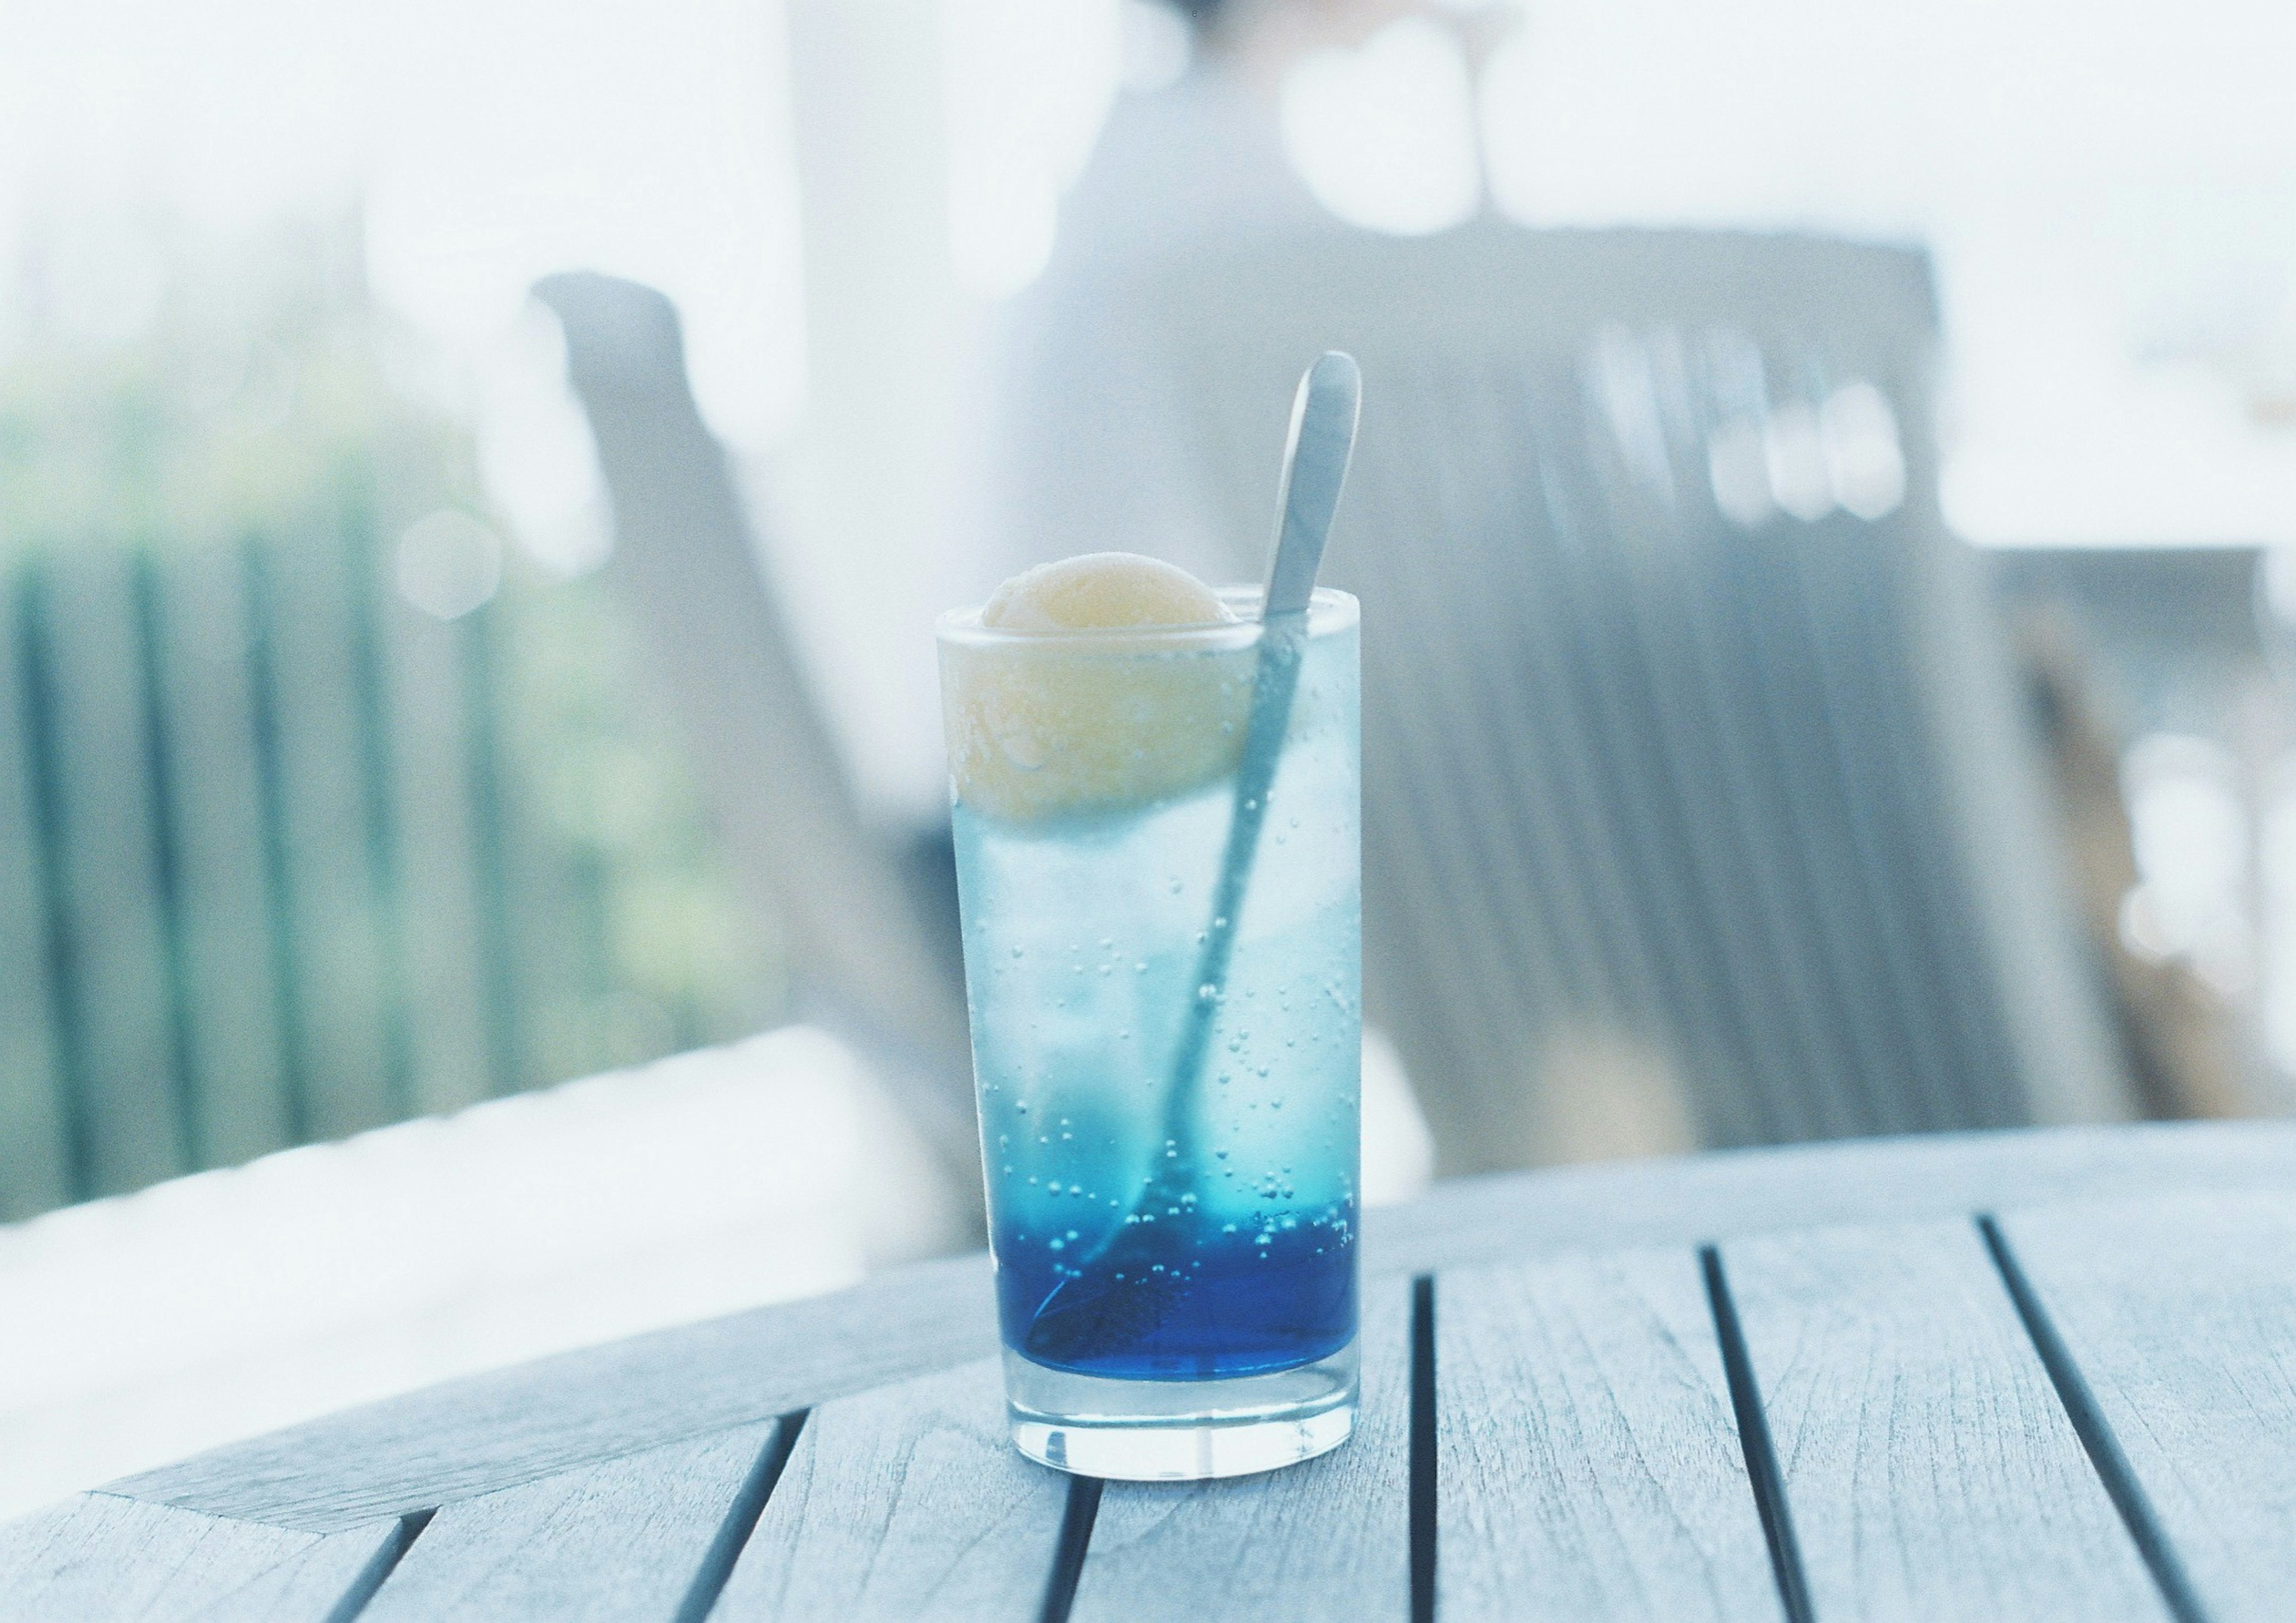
[361,1421,777,1621]
[1723,1218,2166,1621]
[1364,1121,2296,1280]
[0,1492,402,1622]
[709,1358,1067,1622]
[114,1252,1000,1533]
[1436,1246,1780,1621]
[1067,1277,1409,1623]
[111,1122,2296,1534]
[2002,1192,2296,1623]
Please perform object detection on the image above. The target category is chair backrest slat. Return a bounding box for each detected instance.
[537,273,982,1194]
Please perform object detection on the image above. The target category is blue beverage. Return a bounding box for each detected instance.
[940,585,1360,1478]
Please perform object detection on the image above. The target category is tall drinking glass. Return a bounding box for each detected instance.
[937,587,1361,1479]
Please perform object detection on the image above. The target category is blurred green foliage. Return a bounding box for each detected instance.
[0,209,783,1211]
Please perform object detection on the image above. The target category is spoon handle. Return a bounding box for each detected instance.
[1264,352,1363,620]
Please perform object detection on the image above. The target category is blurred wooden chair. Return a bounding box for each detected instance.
[533,273,980,1204]
[1103,224,2137,1172]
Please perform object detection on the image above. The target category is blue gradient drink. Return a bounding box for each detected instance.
[939,571,1360,1479]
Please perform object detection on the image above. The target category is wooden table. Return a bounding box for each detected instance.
[9,1121,2296,1621]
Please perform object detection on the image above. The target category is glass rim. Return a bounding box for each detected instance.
[936,584,1358,652]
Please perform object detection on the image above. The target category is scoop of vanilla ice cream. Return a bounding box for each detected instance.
[981,553,1231,633]
[942,553,1252,822]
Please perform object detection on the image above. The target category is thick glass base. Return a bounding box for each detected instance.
[1003,1338,1358,1481]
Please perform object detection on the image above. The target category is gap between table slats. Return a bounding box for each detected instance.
[674,1414,807,1623]
[320,1415,804,1623]
[1037,1477,1103,1623]
[1700,1246,1813,1623]
[326,1508,434,1623]
[1979,1215,2210,1623]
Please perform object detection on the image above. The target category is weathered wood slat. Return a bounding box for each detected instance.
[1067,1277,1410,1623]
[111,1122,2296,1532]
[709,1359,1066,1622]
[361,1421,778,1621]
[1436,1246,1779,1621]
[2001,1192,2296,1623]
[1722,1218,2166,1621]
[0,1492,402,1622]
[1364,1121,2296,1280]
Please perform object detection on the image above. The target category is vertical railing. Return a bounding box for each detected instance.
[0,512,779,1221]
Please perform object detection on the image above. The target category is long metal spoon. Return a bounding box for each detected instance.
[1024,352,1363,1366]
